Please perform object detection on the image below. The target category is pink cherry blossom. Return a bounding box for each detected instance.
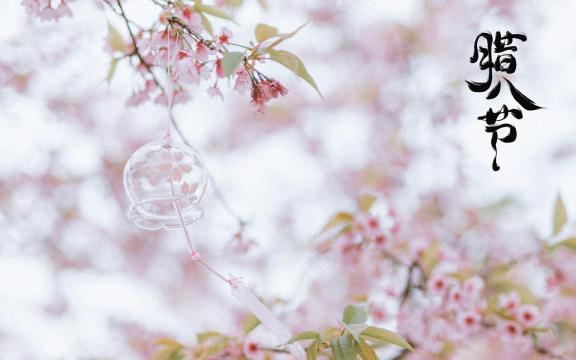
[499,320,523,338]
[176,6,203,34]
[457,310,482,334]
[499,292,521,313]
[216,27,233,49]
[207,85,223,100]
[369,304,387,323]
[175,56,201,85]
[215,58,224,78]
[462,276,484,298]
[266,80,289,98]
[250,84,269,112]
[154,89,190,106]
[427,274,453,296]
[196,62,211,80]
[548,248,576,289]
[125,80,156,107]
[515,304,539,328]
[373,233,388,247]
[233,69,251,94]
[22,0,73,22]
[447,286,465,309]
[227,231,257,254]
[195,42,211,62]
[250,80,288,112]
[243,341,264,360]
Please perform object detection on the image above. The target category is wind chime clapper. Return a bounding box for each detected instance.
[123,138,305,359]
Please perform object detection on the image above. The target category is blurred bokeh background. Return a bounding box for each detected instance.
[1,0,576,358]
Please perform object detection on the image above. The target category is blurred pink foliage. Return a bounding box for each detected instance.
[3,0,576,359]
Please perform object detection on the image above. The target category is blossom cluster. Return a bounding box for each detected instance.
[116,1,301,112]
[22,0,73,22]
[399,275,543,357]
[22,0,311,112]
[311,193,576,359]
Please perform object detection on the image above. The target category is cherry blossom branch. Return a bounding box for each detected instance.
[164,14,289,109]
[497,250,542,269]
[103,0,165,92]
[105,0,247,227]
[399,262,425,306]
[534,346,570,360]
[391,263,569,360]
[101,0,143,29]
[150,0,171,7]
[481,250,543,281]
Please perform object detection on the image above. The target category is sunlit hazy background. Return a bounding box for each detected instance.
[1,0,576,357]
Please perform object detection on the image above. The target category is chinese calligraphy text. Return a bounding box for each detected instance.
[466,31,543,171]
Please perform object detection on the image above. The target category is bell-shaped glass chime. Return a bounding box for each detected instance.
[123,138,208,230]
[123,136,305,359]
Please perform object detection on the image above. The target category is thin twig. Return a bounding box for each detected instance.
[101,0,143,29]
[149,0,167,7]
[106,0,165,92]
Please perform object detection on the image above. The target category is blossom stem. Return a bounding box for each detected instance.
[228,42,252,50]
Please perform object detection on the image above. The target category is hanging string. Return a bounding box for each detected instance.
[165,24,177,137]
[163,17,305,360]
[172,194,305,359]
[164,24,245,227]
[164,22,233,285]
[172,195,240,287]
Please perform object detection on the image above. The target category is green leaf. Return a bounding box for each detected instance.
[107,23,125,53]
[553,194,567,236]
[342,304,368,325]
[106,58,119,84]
[306,340,319,360]
[197,331,222,344]
[227,0,244,7]
[151,339,184,360]
[256,0,268,10]
[314,224,353,253]
[358,194,376,213]
[489,280,536,304]
[480,195,517,215]
[199,12,213,35]
[265,23,307,49]
[169,350,184,360]
[361,326,413,351]
[343,323,368,341]
[331,338,345,360]
[196,336,230,358]
[358,338,378,360]
[552,237,576,252]
[267,49,321,97]
[322,212,354,232]
[255,23,278,43]
[243,314,261,334]
[194,3,232,20]
[288,331,320,344]
[331,335,357,360]
[526,326,552,333]
[420,242,440,274]
[221,51,244,77]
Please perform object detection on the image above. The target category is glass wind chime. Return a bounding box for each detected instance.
[122,27,305,359]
